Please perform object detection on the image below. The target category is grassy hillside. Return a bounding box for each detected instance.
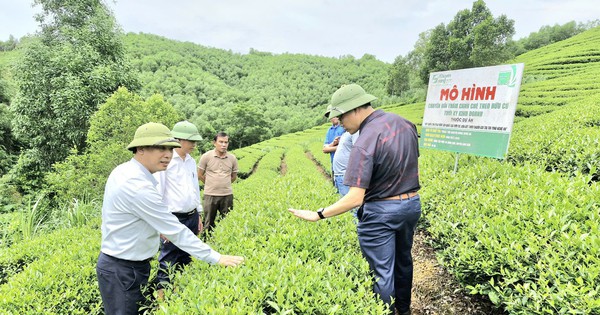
[0,33,392,150]
[0,27,598,315]
[418,26,600,314]
[123,33,392,148]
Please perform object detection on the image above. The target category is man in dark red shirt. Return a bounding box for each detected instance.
[289,83,421,315]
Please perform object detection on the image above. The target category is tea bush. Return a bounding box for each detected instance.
[420,152,600,314]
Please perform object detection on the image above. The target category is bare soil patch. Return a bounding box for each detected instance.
[410,230,506,315]
[304,150,505,314]
[305,151,330,180]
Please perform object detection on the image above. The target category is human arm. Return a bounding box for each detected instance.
[288,186,365,222]
[128,183,240,265]
[197,219,204,234]
[197,167,206,183]
[322,136,340,153]
[231,156,238,183]
[218,255,244,267]
[197,154,207,183]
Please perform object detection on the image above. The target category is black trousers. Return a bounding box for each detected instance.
[203,194,233,233]
[156,209,199,288]
[96,252,151,315]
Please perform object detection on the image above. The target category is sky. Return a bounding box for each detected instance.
[1,0,599,63]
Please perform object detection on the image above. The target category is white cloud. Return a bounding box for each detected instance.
[1,0,599,63]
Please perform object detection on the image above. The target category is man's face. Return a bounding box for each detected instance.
[330,117,340,126]
[177,139,197,156]
[214,136,229,154]
[138,146,173,173]
[338,110,358,134]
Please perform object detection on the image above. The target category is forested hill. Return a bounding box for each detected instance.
[124,33,391,149]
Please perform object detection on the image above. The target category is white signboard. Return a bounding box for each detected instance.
[420,63,524,159]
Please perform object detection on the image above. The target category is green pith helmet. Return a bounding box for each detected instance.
[323,104,333,118]
[126,122,182,151]
[327,83,377,118]
[171,121,203,141]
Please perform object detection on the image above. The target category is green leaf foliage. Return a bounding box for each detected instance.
[1,17,600,315]
[421,153,600,314]
[420,0,515,83]
[508,26,600,180]
[8,0,139,192]
[0,227,103,314]
[123,33,391,149]
[46,87,182,203]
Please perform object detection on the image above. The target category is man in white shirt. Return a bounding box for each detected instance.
[153,121,204,297]
[96,122,243,315]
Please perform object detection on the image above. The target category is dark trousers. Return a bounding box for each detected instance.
[156,209,199,288]
[202,194,233,232]
[357,196,421,314]
[96,252,151,315]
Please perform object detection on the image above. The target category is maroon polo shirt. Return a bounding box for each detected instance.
[344,110,420,202]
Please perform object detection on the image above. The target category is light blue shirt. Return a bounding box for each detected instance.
[101,158,220,263]
[324,124,345,164]
[332,131,359,176]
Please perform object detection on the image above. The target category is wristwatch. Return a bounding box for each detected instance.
[317,208,326,220]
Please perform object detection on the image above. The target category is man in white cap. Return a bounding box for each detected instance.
[96,122,243,315]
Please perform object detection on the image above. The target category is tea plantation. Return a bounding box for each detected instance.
[0,27,599,314]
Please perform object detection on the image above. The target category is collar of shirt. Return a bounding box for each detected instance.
[173,151,193,162]
[358,109,385,131]
[131,158,158,186]
[212,150,229,159]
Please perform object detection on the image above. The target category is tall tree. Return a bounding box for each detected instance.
[420,0,515,83]
[223,104,272,149]
[0,35,18,51]
[420,24,451,83]
[47,87,182,202]
[387,56,410,96]
[9,0,139,192]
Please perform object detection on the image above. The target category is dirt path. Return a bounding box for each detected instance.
[410,230,506,315]
[302,151,505,314]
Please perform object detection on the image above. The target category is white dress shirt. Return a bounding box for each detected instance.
[154,152,202,214]
[100,158,220,263]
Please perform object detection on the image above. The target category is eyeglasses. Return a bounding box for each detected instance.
[338,109,353,123]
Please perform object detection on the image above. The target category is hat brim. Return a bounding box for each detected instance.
[127,137,181,150]
[327,94,377,118]
[172,132,203,141]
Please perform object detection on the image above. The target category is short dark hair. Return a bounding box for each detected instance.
[358,102,371,110]
[214,132,228,141]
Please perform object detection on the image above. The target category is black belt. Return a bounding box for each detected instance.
[371,191,419,202]
[172,208,198,219]
[101,252,152,265]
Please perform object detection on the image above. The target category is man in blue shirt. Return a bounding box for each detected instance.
[322,115,345,166]
[331,130,358,197]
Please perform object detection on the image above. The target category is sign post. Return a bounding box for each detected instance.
[420,63,524,160]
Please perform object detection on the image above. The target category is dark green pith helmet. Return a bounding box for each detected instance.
[323,104,333,118]
[126,122,182,151]
[326,83,377,118]
[171,121,203,141]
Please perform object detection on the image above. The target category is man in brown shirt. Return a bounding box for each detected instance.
[198,132,238,233]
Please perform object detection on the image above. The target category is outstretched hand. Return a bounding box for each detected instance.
[197,221,204,235]
[288,208,320,222]
[218,255,244,267]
